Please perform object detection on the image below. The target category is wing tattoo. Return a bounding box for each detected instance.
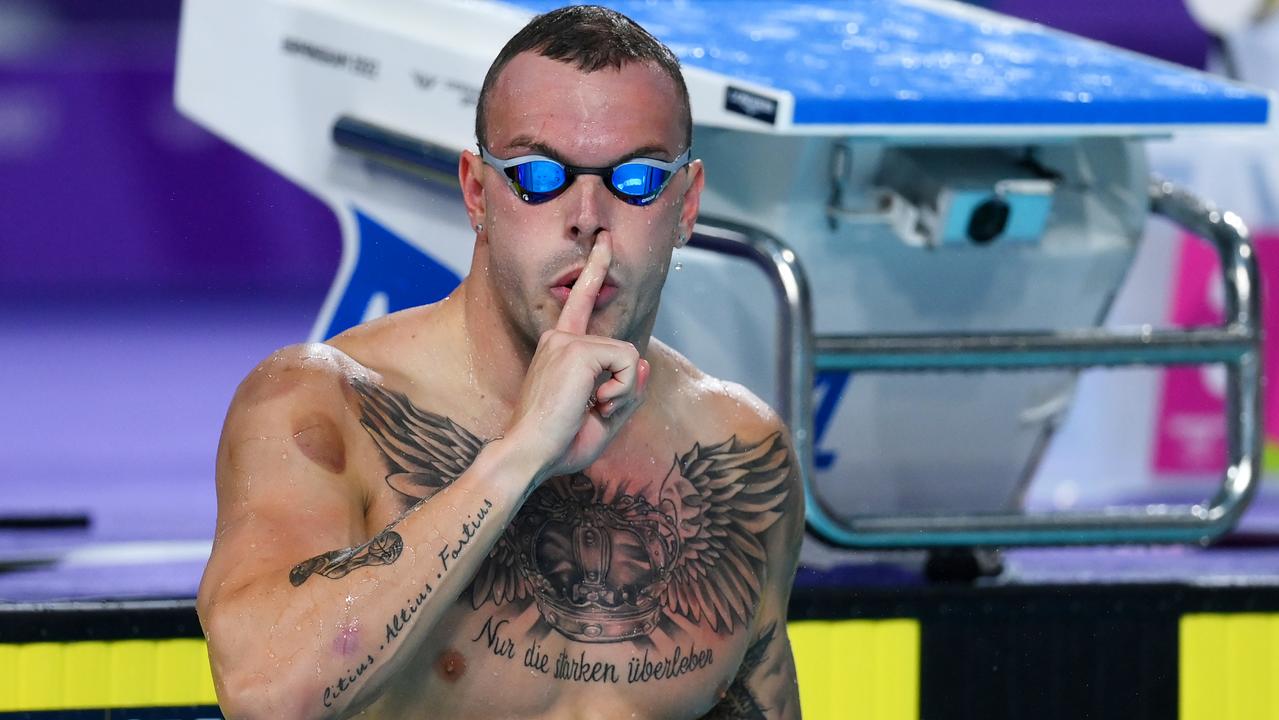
[659,432,791,634]
[350,377,533,606]
[469,527,531,608]
[350,377,486,504]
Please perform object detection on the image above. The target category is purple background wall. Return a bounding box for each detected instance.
[0,0,340,300]
[991,0,1210,70]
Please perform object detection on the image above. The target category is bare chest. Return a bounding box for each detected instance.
[361,467,752,718]
[343,377,791,717]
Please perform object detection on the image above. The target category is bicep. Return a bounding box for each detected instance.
[201,379,367,608]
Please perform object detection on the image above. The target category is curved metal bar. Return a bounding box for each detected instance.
[804,178,1262,548]
[815,327,1253,371]
[1149,178,1263,532]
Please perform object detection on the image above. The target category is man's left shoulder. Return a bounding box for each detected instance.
[656,341,788,445]
[656,346,803,536]
[698,380,796,484]
[702,376,786,441]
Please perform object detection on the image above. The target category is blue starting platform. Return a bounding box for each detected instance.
[508,0,1273,134]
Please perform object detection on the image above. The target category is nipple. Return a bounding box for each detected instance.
[436,649,468,682]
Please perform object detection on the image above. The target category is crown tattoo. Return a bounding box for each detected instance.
[514,474,681,642]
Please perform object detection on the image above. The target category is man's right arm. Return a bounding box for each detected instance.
[199,350,544,720]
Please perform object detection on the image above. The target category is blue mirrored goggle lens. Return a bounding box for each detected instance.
[513,160,567,194]
[611,164,670,200]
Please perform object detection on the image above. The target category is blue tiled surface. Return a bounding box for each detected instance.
[504,0,1270,127]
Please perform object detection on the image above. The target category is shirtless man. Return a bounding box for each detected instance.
[198,6,804,718]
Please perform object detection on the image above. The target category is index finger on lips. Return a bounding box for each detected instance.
[555,232,612,335]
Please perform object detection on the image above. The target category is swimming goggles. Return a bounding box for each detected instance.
[479,146,691,207]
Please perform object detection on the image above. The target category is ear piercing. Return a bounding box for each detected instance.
[474,223,484,233]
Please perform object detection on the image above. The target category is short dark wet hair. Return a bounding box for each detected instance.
[475,4,692,151]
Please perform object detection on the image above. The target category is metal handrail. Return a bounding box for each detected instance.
[813,328,1253,371]
[803,179,1262,547]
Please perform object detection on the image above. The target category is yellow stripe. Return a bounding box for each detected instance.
[0,639,216,711]
[1,620,918,714]
[790,618,920,720]
[1181,613,1279,720]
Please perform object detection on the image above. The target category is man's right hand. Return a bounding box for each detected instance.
[506,231,650,481]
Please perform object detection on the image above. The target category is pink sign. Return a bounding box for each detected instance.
[1153,230,1279,476]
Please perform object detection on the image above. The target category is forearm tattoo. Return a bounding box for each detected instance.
[289,527,404,587]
